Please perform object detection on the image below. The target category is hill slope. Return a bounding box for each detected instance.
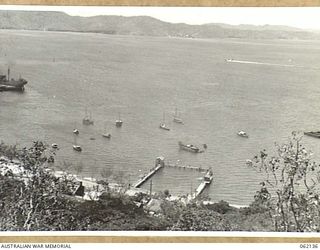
[0,10,319,40]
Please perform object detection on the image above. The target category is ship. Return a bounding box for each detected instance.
[237,131,249,138]
[115,112,123,127]
[82,108,94,125]
[159,112,170,131]
[304,131,320,138]
[0,67,27,92]
[178,141,201,153]
[173,108,183,124]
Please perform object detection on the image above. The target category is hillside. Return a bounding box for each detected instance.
[0,10,319,40]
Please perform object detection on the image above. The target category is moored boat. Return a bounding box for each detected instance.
[73,145,82,152]
[73,135,82,152]
[159,112,170,131]
[115,112,123,127]
[178,141,200,153]
[51,143,59,149]
[82,108,94,125]
[173,108,183,124]
[0,67,27,92]
[102,133,111,139]
[304,131,320,138]
[237,131,249,138]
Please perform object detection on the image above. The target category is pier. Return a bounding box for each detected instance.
[166,163,207,172]
[130,157,213,200]
[133,157,165,188]
[192,169,214,199]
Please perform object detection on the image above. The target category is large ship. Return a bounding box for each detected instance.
[0,68,27,92]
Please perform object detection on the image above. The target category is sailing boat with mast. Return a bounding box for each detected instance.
[102,122,111,139]
[115,112,123,127]
[159,112,170,131]
[72,134,82,152]
[73,122,79,135]
[173,108,183,124]
[82,107,94,125]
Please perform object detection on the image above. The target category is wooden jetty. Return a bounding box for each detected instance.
[192,169,214,199]
[133,157,165,188]
[166,163,207,172]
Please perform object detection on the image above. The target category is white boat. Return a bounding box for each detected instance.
[73,135,82,152]
[173,108,183,124]
[82,108,94,125]
[115,112,123,127]
[73,145,82,152]
[102,122,111,138]
[51,143,59,149]
[237,131,249,138]
[159,112,170,131]
[73,129,79,135]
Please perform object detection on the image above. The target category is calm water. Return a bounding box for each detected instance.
[1,30,320,205]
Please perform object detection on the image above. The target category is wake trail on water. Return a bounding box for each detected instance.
[226,59,319,70]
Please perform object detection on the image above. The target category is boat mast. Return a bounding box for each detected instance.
[7,67,10,81]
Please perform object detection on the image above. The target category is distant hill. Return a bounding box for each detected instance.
[0,10,319,40]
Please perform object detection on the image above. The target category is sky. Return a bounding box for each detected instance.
[0,6,320,30]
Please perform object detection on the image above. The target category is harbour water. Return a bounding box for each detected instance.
[1,30,320,205]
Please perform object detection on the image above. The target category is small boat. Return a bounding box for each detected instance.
[237,131,249,138]
[73,135,82,152]
[178,141,200,153]
[173,108,183,124]
[73,145,82,152]
[73,129,79,135]
[82,108,94,125]
[159,112,170,131]
[115,112,123,127]
[204,169,213,184]
[102,133,111,139]
[90,137,96,140]
[51,143,59,149]
[304,131,320,138]
[226,58,234,62]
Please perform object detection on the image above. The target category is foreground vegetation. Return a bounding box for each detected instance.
[0,132,318,231]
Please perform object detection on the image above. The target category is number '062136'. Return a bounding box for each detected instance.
[300,244,318,248]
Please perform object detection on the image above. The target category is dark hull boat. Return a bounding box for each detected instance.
[178,141,202,153]
[0,68,27,92]
[159,123,170,131]
[304,131,320,138]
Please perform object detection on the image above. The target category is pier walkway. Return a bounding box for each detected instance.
[166,163,207,172]
[133,160,164,188]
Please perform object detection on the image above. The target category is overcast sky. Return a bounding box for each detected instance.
[1,6,320,30]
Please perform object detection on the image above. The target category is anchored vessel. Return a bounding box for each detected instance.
[0,67,27,92]
[82,108,94,125]
[102,123,111,138]
[178,141,201,153]
[73,135,82,152]
[115,112,123,127]
[237,131,249,138]
[159,112,170,131]
[304,131,320,138]
[173,108,183,124]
